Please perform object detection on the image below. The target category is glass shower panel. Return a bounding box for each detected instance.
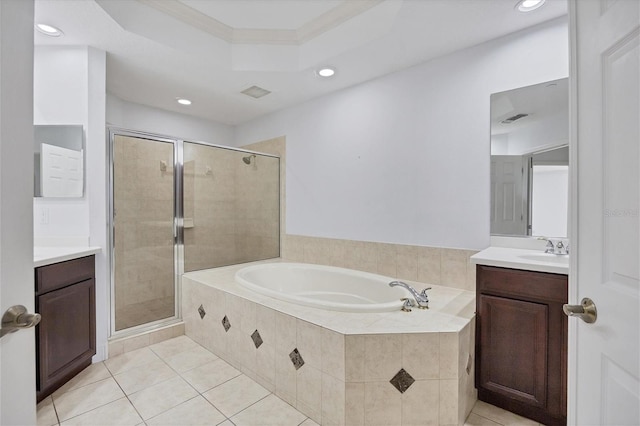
[183,143,280,272]
[113,135,176,331]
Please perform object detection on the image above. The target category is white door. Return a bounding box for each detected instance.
[491,155,528,235]
[0,0,37,424]
[570,0,640,424]
[41,143,84,197]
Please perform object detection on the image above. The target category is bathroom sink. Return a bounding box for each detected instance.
[518,253,569,265]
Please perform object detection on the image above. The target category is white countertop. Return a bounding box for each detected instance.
[34,246,101,268]
[470,246,569,275]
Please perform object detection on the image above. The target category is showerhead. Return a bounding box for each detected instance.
[242,154,256,165]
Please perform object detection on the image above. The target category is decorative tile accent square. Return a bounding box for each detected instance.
[251,330,263,349]
[222,315,231,332]
[289,348,305,370]
[390,368,415,394]
[198,305,206,319]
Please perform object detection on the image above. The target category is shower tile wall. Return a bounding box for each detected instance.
[113,135,175,331]
[183,143,279,272]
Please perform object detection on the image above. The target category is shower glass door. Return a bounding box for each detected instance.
[111,132,178,332]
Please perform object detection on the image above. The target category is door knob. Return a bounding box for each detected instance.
[563,297,597,324]
[0,305,42,338]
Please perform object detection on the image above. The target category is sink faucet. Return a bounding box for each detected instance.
[389,281,430,309]
[538,237,569,255]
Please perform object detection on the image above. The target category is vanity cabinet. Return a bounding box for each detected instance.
[35,255,96,402]
[475,265,567,426]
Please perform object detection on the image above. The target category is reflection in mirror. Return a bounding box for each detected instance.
[34,125,84,197]
[490,78,568,237]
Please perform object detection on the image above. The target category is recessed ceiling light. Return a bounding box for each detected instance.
[516,0,546,12]
[177,98,192,105]
[35,23,63,37]
[317,67,336,78]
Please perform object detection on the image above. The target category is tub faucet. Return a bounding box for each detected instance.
[389,281,430,309]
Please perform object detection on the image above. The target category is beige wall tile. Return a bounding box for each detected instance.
[363,381,402,426]
[402,333,439,380]
[345,382,365,426]
[396,245,419,281]
[321,328,345,380]
[441,248,469,289]
[345,335,365,381]
[440,332,459,380]
[439,379,459,425]
[296,319,322,368]
[364,334,402,382]
[296,366,322,422]
[322,374,346,426]
[275,311,297,355]
[418,246,442,285]
[401,380,439,425]
[275,350,297,406]
[376,243,398,277]
[256,342,276,390]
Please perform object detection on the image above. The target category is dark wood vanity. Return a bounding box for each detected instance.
[35,255,96,402]
[475,264,568,426]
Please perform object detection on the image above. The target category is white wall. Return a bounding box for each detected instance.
[234,18,569,250]
[33,46,91,239]
[106,95,234,144]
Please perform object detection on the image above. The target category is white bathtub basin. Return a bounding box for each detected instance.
[235,263,411,312]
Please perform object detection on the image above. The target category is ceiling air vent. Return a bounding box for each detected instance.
[501,113,529,124]
[241,85,271,99]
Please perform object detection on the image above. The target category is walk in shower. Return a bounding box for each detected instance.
[109,129,280,334]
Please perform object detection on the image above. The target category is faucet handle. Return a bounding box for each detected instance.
[420,287,431,300]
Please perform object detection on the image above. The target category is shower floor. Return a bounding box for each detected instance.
[115,296,175,331]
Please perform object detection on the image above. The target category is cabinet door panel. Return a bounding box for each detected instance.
[478,294,548,407]
[37,279,96,393]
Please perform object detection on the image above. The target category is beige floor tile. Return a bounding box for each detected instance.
[181,358,241,393]
[471,401,538,426]
[104,347,160,375]
[59,397,142,426]
[164,345,218,373]
[37,396,58,426]
[128,376,199,420]
[300,418,320,426]
[465,412,502,426]
[203,374,270,417]
[53,363,112,397]
[146,395,226,425]
[53,378,125,422]
[149,335,201,359]
[230,394,307,426]
[114,358,178,395]
[216,421,235,426]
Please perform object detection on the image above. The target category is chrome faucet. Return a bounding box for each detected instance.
[389,281,430,309]
[538,237,569,255]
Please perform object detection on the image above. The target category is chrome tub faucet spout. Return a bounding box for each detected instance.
[389,281,430,309]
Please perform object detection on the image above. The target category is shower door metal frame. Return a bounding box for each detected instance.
[107,128,184,338]
[107,129,281,338]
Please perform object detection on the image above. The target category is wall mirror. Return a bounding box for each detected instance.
[34,125,84,198]
[490,78,568,238]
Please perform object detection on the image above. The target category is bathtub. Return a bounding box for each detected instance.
[235,262,411,312]
[183,261,477,425]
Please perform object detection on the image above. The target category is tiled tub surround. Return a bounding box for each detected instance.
[183,260,477,425]
[282,235,478,292]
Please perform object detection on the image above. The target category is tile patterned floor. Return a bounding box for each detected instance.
[37,335,543,426]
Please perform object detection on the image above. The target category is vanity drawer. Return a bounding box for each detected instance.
[476,264,567,303]
[36,255,95,295]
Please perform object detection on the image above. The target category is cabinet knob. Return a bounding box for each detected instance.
[0,305,42,338]
[563,298,597,324]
